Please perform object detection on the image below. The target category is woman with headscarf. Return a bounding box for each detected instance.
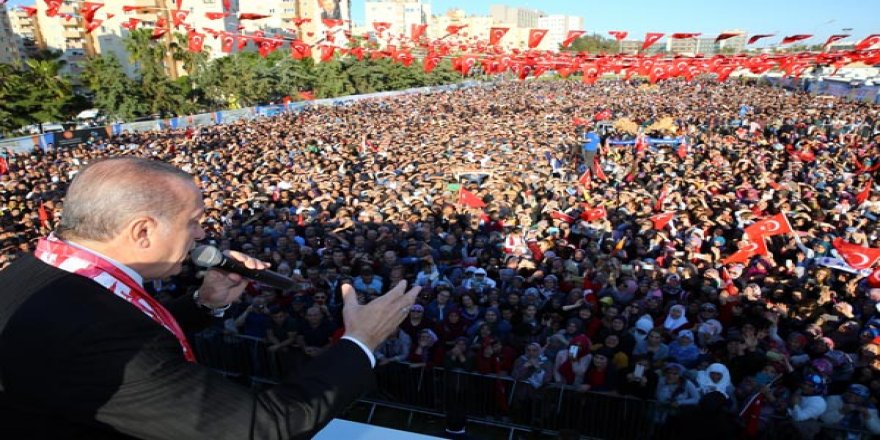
[785,373,828,439]
[582,348,618,392]
[554,335,593,391]
[436,309,468,350]
[408,328,440,368]
[658,304,690,336]
[696,363,734,400]
[511,342,554,421]
[655,363,700,424]
[668,330,701,369]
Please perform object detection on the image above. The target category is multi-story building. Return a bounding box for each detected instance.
[0,5,22,65]
[536,14,583,51]
[427,8,492,43]
[489,4,543,28]
[33,0,91,78]
[666,36,699,55]
[8,7,42,61]
[364,0,430,42]
[718,30,747,53]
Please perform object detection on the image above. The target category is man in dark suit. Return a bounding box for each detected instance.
[0,157,420,439]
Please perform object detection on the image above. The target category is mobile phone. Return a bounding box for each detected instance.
[633,364,645,378]
[569,346,579,358]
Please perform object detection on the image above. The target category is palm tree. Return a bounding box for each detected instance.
[168,32,209,77]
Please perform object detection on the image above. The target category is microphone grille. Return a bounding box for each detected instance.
[191,245,223,268]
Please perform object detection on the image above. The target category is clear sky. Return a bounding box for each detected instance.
[351,0,880,45]
[6,0,878,45]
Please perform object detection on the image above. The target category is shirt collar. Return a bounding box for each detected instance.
[65,240,145,287]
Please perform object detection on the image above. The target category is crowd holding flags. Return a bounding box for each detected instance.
[13,1,880,85]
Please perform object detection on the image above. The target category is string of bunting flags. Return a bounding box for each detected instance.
[14,0,880,83]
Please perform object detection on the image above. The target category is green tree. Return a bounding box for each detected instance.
[563,34,619,53]
[0,64,30,135]
[169,32,209,77]
[312,60,354,98]
[81,55,146,120]
[19,59,74,130]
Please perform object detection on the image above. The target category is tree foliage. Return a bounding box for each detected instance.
[562,34,620,54]
[0,56,74,135]
[3,33,466,133]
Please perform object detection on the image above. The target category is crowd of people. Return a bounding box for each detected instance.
[3,77,880,438]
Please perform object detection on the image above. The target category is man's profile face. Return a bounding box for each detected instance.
[150,181,205,279]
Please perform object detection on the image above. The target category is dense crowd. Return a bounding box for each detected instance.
[3,78,880,438]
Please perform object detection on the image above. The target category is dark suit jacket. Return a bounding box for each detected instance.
[0,254,375,439]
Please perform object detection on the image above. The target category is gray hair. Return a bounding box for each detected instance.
[56,157,195,242]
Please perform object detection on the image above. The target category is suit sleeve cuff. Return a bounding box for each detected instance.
[341,335,376,368]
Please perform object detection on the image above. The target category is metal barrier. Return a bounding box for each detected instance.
[191,332,877,439]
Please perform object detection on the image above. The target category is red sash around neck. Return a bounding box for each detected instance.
[35,235,196,362]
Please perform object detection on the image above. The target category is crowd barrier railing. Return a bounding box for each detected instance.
[191,331,877,439]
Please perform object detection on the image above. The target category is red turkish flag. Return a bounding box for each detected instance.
[171,10,189,28]
[857,179,874,205]
[38,202,49,228]
[151,27,168,40]
[394,51,414,67]
[528,29,548,49]
[580,206,607,222]
[833,238,880,270]
[868,266,880,288]
[411,23,427,41]
[290,40,311,59]
[292,17,311,27]
[319,45,335,62]
[650,212,675,230]
[459,188,486,209]
[20,6,37,17]
[239,13,270,20]
[715,65,736,82]
[423,56,440,73]
[205,12,227,20]
[715,32,741,42]
[446,24,467,35]
[187,31,205,52]
[721,239,769,265]
[653,185,669,212]
[747,34,775,45]
[608,31,628,41]
[780,34,812,45]
[221,33,235,53]
[298,90,315,100]
[0,157,9,175]
[744,213,793,239]
[856,34,880,51]
[122,5,148,12]
[121,18,140,30]
[642,32,664,50]
[322,18,343,28]
[671,32,701,39]
[577,169,591,187]
[85,19,103,34]
[824,34,850,48]
[80,2,104,23]
[562,30,585,48]
[372,22,391,35]
[550,211,575,223]
[489,27,509,46]
[45,0,61,17]
[350,46,364,60]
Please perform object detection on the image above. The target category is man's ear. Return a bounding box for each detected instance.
[126,216,159,249]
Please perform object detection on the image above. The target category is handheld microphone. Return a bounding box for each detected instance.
[191,245,294,290]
